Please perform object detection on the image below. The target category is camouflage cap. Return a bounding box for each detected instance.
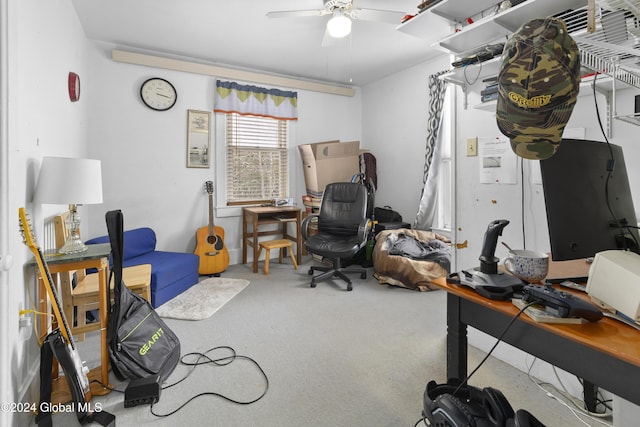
[496,18,580,160]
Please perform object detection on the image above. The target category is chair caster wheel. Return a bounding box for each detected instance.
[347,283,353,291]
[308,268,314,275]
[311,281,316,288]
[360,272,367,279]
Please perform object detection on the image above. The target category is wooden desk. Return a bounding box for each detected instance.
[435,279,640,408]
[242,206,302,273]
[35,243,113,400]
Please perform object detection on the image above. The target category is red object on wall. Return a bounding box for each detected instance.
[68,72,80,102]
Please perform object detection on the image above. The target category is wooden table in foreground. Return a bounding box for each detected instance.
[431,276,640,408]
[242,206,302,273]
[35,243,113,403]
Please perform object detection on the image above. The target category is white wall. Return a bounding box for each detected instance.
[4,0,89,425]
[361,54,451,221]
[84,41,362,265]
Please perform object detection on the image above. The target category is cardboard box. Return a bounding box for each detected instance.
[298,140,361,198]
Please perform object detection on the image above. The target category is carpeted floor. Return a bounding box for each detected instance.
[44,258,603,426]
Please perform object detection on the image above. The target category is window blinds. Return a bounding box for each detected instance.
[226,113,289,205]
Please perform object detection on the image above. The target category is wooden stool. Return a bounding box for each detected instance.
[258,239,298,275]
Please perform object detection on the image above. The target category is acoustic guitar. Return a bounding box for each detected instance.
[194,181,230,275]
[18,207,93,415]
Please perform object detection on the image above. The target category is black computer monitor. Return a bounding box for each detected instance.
[540,138,640,261]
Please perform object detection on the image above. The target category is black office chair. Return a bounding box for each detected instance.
[301,182,371,291]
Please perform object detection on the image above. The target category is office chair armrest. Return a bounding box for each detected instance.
[357,219,372,244]
[301,214,319,240]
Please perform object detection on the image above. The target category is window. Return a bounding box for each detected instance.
[225,113,289,205]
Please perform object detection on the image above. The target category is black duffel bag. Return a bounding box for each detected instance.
[105,210,181,383]
[374,206,402,223]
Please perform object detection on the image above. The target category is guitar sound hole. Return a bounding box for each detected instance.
[207,235,224,250]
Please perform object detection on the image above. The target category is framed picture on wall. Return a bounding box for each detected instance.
[187,109,211,168]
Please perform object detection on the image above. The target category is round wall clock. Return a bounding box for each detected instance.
[68,72,80,102]
[140,77,177,111]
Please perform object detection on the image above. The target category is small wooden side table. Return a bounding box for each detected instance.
[33,243,113,402]
[242,206,302,273]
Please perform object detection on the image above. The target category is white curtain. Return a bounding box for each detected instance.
[414,115,444,229]
[414,72,448,230]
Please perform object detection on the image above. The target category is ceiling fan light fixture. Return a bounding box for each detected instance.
[327,11,351,38]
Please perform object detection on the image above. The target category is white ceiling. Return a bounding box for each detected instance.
[71,0,450,87]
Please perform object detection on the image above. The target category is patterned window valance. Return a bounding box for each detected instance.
[214,80,298,120]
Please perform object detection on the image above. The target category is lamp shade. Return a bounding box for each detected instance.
[327,12,352,38]
[33,157,103,205]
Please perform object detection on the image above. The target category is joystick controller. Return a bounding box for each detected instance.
[448,219,524,300]
[479,219,510,274]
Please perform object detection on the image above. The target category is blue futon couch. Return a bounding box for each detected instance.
[86,227,199,307]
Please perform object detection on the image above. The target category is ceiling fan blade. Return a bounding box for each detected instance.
[266,9,330,18]
[349,8,406,24]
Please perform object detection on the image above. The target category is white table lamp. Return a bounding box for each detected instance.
[33,156,103,254]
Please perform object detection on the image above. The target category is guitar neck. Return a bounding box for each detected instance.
[208,193,215,234]
[19,207,76,350]
[34,247,77,350]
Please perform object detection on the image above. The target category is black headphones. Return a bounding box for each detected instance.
[423,379,518,427]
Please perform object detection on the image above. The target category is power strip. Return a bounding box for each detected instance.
[124,374,161,408]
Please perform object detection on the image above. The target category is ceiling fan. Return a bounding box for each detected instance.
[266,0,407,44]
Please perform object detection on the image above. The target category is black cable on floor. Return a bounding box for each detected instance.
[149,345,269,418]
